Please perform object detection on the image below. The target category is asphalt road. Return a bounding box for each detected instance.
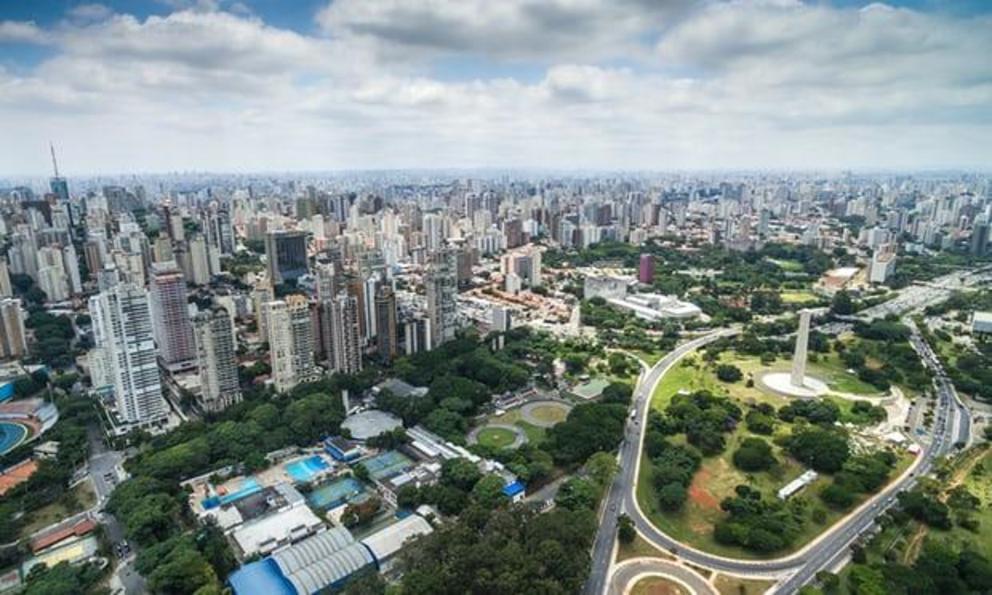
[583,329,739,595]
[607,560,716,595]
[586,321,972,595]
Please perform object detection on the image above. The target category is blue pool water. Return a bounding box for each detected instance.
[202,477,261,509]
[307,477,365,510]
[0,422,28,456]
[285,455,331,483]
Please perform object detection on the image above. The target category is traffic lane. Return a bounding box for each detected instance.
[609,559,717,595]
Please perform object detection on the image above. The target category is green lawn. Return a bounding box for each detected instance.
[477,426,518,449]
[487,409,547,444]
[780,290,821,304]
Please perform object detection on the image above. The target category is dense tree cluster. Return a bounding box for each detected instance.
[897,490,952,530]
[660,390,742,455]
[732,437,776,472]
[819,451,896,510]
[846,541,992,595]
[715,364,743,383]
[644,413,702,512]
[544,402,626,466]
[713,485,804,553]
[400,505,596,595]
[785,426,851,473]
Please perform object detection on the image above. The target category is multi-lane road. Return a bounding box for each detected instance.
[585,315,973,595]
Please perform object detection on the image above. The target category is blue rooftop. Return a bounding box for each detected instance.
[229,558,296,595]
[502,481,525,498]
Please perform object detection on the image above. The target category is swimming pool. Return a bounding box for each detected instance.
[202,477,261,509]
[307,477,365,510]
[285,455,332,483]
[0,422,28,456]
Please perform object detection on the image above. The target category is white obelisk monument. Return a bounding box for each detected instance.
[790,309,811,388]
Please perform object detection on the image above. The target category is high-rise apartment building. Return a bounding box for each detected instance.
[0,298,28,360]
[638,253,655,284]
[424,249,458,349]
[193,307,242,414]
[189,234,211,285]
[89,283,168,426]
[330,293,363,375]
[265,230,309,285]
[266,295,316,392]
[0,260,11,298]
[149,261,196,367]
[374,285,398,363]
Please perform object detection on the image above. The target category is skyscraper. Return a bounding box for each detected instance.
[89,283,168,426]
[149,261,196,367]
[424,249,458,349]
[330,293,363,374]
[193,307,242,414]
[638,253,655,284]
[972,221,990,257]
[189,234,211,285]
[0,298,28,360]
[0,260,11,298]
[266,295,316,392]
[265,230,309,285]
[374,285,398,364]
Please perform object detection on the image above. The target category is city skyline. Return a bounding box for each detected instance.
[2,0,992,175]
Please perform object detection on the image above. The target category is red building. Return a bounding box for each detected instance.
[638,254,655,284]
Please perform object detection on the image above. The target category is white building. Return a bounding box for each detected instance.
[0,298,28,360]
[89,282,168,427]
[266,295,317,393]
[777,470,818,500]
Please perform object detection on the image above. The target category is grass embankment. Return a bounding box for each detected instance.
[476,427,519,449]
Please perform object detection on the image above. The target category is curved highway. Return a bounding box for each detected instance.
[585,322,968,595]
[608,559,716,595]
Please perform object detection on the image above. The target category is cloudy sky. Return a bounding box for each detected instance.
[1,0,990,175]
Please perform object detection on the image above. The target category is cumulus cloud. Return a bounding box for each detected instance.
[0,1,990,174]
[0,20,50,44]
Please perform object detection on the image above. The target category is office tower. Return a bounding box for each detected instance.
[204,205,234,256]
[424,249,458,349]
[189,234,211,285]
[149,261,196,367]
[491,307,512,333]
[422,213,444,253]
[62,244,82,295]
[330,293,363,374]
[89,283,168,426]
[503,218,524,249]
[84,236,106,278]
[252,279,274,343]
[638,254,655,284]
[266,295,316,393]
[0,298,28,360]
[153,235,174,263]
[374,285,398,363]
[0,260,10,298]
[869,246,897,284]
[972,221,990,257]
[193,307,242,414]
[265,230,309,285]
[315,261,339,302]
